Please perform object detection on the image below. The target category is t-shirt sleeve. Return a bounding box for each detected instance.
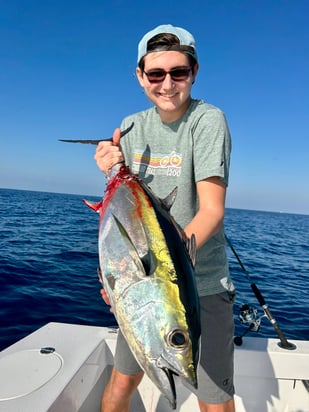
[192,108,231,185]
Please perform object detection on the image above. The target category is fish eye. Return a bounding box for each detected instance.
[167,329,189,349]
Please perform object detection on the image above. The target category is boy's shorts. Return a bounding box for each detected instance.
[114,291,235,404]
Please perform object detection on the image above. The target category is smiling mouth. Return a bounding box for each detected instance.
[160,93,177,98]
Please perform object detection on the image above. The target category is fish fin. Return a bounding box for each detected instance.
[97,267,104,286]
[112,214,154,276]
[82,199,102,213]
[180,232,196,267]
[160,187,178,211]
[187,233,196,267]
[140,250,157,276]
[58,122,134,145]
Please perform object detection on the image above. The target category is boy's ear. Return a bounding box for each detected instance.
[192,63,199,84]
[136,67,145,87]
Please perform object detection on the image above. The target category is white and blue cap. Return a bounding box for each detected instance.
[137,24,198,64]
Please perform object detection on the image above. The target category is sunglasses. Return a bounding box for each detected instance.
[143,67,192,83]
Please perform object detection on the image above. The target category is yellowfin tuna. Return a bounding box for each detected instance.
[84,163,201,409]
[59,124,201,409]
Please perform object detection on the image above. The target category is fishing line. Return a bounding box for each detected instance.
[225,235,295,350]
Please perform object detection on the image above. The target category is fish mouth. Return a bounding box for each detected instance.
[157,349,198,389]
[161,367,177,410]
[156,354,197,409]
[159,365,197,410]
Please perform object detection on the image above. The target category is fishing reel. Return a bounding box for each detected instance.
[234,304,266,346]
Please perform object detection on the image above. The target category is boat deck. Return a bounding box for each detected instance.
[0,322,308,411]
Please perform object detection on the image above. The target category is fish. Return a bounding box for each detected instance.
[85,165,200,409]
[60,125,201,409]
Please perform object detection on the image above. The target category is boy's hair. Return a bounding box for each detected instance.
[137,24,198,69]
[138,33,197,71]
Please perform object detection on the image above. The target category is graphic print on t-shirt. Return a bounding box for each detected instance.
[131,149,183,178]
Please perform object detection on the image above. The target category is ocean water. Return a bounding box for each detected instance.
[0,188,308,351]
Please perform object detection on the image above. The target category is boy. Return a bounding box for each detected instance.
[95,24,235,412]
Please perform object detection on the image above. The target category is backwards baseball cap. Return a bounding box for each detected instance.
[137,24,198,64]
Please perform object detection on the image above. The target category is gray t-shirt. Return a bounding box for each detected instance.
[120,99,234,296]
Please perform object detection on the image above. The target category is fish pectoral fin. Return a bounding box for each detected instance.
[140,250,157,276]
[82,199,102,213]
[112,214,153,275]
[112,214,138,249]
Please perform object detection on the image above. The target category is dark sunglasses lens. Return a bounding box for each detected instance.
[170,68,191,80]
[145,68,191,83]
[146,70,166,82]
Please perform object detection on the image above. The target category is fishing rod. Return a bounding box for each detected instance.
[225,235,296,350]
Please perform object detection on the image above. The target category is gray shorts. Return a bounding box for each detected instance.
[114,291,235,404]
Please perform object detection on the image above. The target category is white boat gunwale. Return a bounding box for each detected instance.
[0,322,308,412]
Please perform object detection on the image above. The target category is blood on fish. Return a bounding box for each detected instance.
[102,165,152,220]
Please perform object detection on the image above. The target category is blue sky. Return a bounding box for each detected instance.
[1,0,308,214]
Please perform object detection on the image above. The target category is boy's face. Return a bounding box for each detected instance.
[136,51,198,123]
